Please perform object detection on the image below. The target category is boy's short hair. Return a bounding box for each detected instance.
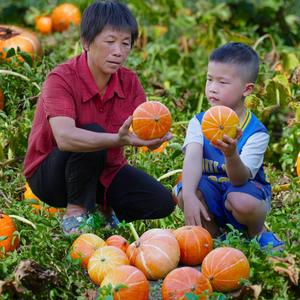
[209,42,259,83]
[81,0,138,48]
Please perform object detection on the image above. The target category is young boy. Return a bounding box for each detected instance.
[174,42,283,249]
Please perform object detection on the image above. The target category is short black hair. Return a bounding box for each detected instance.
[209,42,259,83]
[81,0,138,48]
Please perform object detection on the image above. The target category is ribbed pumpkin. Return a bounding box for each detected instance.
[88,246,129,285]
[297,151,300,177]
[106,235,129,253]
[0,88,4,110]
[132,101,172,140]
[23,182,61,215]
[201,247,250,292]
[0,213,19,256]
[70,233,106,268]
[126,228,180,280]
[162,267,212,300]
[101,265,149,300]
[0,25,42,61]
[51,3,81,32]
[173,226,213,266]
[35,16,52,35]
[202,106,239,144]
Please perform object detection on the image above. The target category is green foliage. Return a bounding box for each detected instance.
[0,0,299,299]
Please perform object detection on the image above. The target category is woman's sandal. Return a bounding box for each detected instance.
[60,213,89,235]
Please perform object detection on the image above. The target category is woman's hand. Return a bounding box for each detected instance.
[183,193,210,226]
[214,127,242,158]
[118,116,172,147]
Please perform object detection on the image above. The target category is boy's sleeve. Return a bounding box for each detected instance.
[240,132,270,178]
[182,116,203,152]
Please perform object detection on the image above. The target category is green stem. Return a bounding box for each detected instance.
[0,70,40,91]
[9,215,36,229]
[128,222,139,241]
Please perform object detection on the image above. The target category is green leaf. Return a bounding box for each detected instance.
[281,52,299,70]
[4,47,16,58]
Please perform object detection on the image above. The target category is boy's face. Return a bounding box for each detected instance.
[85,26,132,76]
[205,61,253,111]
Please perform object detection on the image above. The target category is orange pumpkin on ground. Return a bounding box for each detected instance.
[139,141,168,153]
[0,213,19,256]
[70,233,106,268]
[101,265,149,300]
[35,16,52,34]
[162,267,212,300]
[132,101,172,140]
[126,228,180,280]
[106,235,129,253]
[0,25,42,61]
[297,151,300,177]
[0,88,4,110]
[201,106,240,144]
[51,3,81,32]
[23,182,61,215]
[201,247,250,292]
[173,226,213,266]
[88,246,129,285]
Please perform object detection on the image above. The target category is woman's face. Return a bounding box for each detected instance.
[85,26,132,76]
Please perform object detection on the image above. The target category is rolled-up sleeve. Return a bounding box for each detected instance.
[240,132,270,178]
[182,116,203,152]
[42,73,76,119]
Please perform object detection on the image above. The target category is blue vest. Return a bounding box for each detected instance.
[196,110,270,187]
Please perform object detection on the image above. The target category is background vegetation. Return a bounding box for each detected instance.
[0,0,299,299]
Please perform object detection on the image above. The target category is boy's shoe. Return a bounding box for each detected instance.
[60,213,89,236]
[257,231,284,251]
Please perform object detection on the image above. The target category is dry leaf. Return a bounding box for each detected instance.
[0,279,23,297]
[84,289,98,300]
[15,259,60,292]
[268,255,299,285]
[229,284,262,299]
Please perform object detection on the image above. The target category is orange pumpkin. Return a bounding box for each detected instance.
[162,267,212,300]
[70,233,106,268]
[35,16,52,35]
[139,141,168,153]
[173,226,213,266]
[0,25,42,61]
[106,235,129,253]
[201,106,239,144]
[88,246,129,285]
[201,247,250,292]
[23,182,61,215]
[297,151,300,177]
[101,265,149,300]
[51,3,81,32]
[0,213,19,256]
[132,101,172,140]
[0,88,4,110]
[126,228,180,280]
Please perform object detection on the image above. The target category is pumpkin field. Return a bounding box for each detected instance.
[0,0,300,299]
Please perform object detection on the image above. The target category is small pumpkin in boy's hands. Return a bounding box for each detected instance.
[202,106,240,144]
[132,101,172,140]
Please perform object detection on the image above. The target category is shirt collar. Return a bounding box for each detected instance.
[78,51,125,102]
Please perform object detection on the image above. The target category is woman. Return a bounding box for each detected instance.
[24,0,174,234]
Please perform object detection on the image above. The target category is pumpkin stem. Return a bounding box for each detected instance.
[128,222,139,241]
[0,27,19,40]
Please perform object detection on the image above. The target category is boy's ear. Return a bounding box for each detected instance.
[243,83,254,97]
[81,39,89,51]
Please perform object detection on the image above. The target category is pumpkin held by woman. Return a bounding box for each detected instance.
[132,101,172,140]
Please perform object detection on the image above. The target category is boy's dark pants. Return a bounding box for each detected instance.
[28,124,175,222]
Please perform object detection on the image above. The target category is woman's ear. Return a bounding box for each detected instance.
[243,83,254,97]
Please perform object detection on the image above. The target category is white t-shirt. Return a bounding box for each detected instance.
[183,116,269,179]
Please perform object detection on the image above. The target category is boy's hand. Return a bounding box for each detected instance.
[183,194,210,226]
[214,128,242,158]
[118,116,172,147]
